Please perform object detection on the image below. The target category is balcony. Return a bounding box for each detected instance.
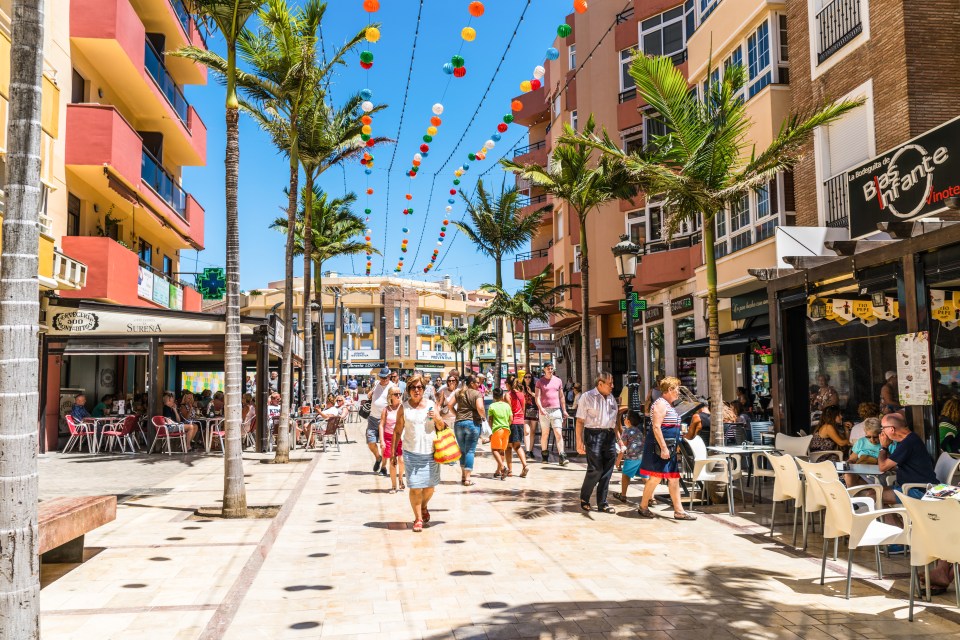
[52,250,89,291]
[513,139,548,166]
[59,236,201,311]
[518,192,549,209]
[66,104,205,250]
[817,0,863,65]
[417,325,443,336]
[514,247,550,281]
[635,236,704,292]
[343,322,373,335]
[511,85,548,127]
[70,0,207,166]
[128,0,208,84]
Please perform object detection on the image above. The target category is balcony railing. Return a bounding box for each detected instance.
[343,322,372,335]
[515,247,550,262]
[816,0,863,65]
[514,139,546,157]
[618,86,637,104]
[824,173,850,229]
[643,232,702,255]
[53,250,88,290]
[171,0,208,48]
[141,149,188,219]
[517,193,548,207]
[144,38,190,124]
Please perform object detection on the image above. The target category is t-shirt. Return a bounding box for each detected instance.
[454,388,482,423]
[536,375,564,409]
[487,401,512,433]
[852,436,881,459]
[71,404,90,421]
[508,390,525,424]
[621,425,644,460]
[92,402,108,417]
[370,381,395,414]
[889,432,938,487]
[162,405,179,422]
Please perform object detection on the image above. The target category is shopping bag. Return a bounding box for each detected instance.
[433,426,461,464]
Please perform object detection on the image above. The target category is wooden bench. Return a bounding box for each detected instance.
[38,496,117,563]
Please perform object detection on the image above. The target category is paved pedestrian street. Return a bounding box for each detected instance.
[39,429,960,640]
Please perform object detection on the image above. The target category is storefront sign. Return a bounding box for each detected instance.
[896,331,932,406]
[670,294,694,315]
[644,305,664,323]
[731,290,768,320]
[529,339,556,353]
[137,266,154,300]
[929,289,960,329]
[47,305,253,336]
[848,115,960,239]
[807,296,898,325]
[416,350,456,362]
[347,349,380,360]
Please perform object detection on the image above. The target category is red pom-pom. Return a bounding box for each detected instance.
[531,78,542,90]
[497,123,508,133]
[453,66,466,78]
[360,61,373,70]
[420,144,430,153]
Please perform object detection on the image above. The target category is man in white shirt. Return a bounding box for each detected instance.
[575,371,622,513]
[366,368,395,473]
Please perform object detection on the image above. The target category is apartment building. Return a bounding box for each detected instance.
[58,0,208,312]
[236,275,521,380]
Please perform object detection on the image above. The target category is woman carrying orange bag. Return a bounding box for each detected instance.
[391,373,446,533]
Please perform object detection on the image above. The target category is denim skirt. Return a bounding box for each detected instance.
[403,451,440,489]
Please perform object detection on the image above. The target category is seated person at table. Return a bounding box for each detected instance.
[319,398,339,419]
[849,402,880,443]
[937,397,960,454]
[845,417,882,487]
[179,392,199,422]
[197,389,213,413]
[208,391,225,417]
[879,412,938,502]
[161,392,199,450]
[241,394,256,436]
[267,392,281,418]
[71,394,91,421]
[810,405,849,456]
[92,394,113,417]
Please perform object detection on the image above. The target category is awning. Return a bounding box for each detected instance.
[676,325,770,358]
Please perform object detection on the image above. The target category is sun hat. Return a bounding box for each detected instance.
[378,367,391,378]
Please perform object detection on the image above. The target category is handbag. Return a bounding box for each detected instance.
[651,433,678,458]
[358,401,372,420]
[433,426,461,464]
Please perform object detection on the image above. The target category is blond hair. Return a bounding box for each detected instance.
[659,376,681,394]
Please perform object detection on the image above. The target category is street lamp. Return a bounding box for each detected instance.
[612,234,642,414]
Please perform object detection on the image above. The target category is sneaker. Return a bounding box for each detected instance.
[373,458,382,473]
[379,466,389,477]
[559,453,569,467]
[541,451,549,463]
[886,544,906,555]
[526,450,534,460]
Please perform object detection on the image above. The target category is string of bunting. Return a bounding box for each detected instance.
[357,0,383,275]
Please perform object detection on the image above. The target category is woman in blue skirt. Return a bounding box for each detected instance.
[637,376,696,521]
[391,373,444,532]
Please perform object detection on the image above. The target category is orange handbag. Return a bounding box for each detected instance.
[433,426,461,464]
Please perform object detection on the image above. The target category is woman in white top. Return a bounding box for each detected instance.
[391,374,444,532]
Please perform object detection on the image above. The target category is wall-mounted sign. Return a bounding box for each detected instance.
[347,349,380,360]
[807,296,899,325]
[152,273,169,307]
[47,305,254,336]
[644,305,664,323]
[137,266,154,300]
[848,115,960,239]
[670,294,694,315]
[896,331,932,406]
[416,350,456,362]
[731,290,769,320]
[528,339,555,353]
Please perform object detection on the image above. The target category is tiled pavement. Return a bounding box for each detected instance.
[39,424,960,639]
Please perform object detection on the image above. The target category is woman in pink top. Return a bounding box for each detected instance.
[379,388,405,492]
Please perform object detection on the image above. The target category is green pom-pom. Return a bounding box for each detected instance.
[451,54,465,68]
[503,114,514,124]
[453,179,460,185]
[360,50,374,63]
[423,135,433,143]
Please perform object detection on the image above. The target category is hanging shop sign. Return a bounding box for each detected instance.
[929,289,960,329]
[896,331,932,406]
[528,339,556,353]
[806,296,899,325]
[670,294,694,315]
[47,305,254,336]
[644,305,664,323]
[731,290,769,320]
[848,115,960,239]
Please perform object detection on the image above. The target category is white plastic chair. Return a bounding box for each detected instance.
[895,491,960,620]
[902,452,960,495]
[814,476,908,599]
[808,449,845,463]
[776,433,813,458]
[685,436,743,510]
[796,458,880,551]
[767,453,804,545]
[751,449,776,505]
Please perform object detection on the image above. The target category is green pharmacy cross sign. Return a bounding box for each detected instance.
[619,292,647,319]
[195,267,227,300]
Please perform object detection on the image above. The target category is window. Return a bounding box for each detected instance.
[404,335,410,356]
[648,203,664,243]
[641,5,689,62]
[747,21,771,98]
[555,209,564,240]
[421,313,429,326]
[699,0,722,23]
[643,113,668,150]
[393,308,400,329]
[619,49,636,91]
[822,100,872,177]
[557,269,565,300]
[730,194,750,232]
[325,342,335,359]
[435,342,443,352]
[360,311,374,326]
[360,339,374,349]
[393,336,400,356]
[573,245,581,273]
[813,0,866,67]
[553,94,561,116]
[452,316,462,328]
[570,110,578,131]
[714,209,727,239]
[67,194,81,236]
[403,308,409,329]
[623,133,643,155]
[421,340,429,351]
[755,185,772,220]
[139,239,153,266]
[162,255,173,278]
[626,210,645,246]
[568,44,576,69]
[778,14,789,62]
[434,315,442,327]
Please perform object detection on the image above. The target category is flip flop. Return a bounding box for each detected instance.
[520,466,529,478]
[412,519,423,533]
[600,505,616,514]
[462,480,475,486]
[580,500,592,512]
[674,512,697,521]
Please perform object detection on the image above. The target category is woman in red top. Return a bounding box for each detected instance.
[503,375,530,478]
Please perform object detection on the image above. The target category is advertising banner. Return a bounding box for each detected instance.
[848,116,960,238]
[169,283,183,310]
[137,266,154,300]
[152,273,169,307]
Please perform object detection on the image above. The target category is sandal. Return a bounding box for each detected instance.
[613,492,627,503]
[422,507,430,523]
[600,505,616,514]
[674,512,697,521]
[580,499,592,512]
[462,480,475,486]
[500,467,508,481]
[637,507,656,519]
[412,519,423,533]
[520,466,529,478]
[388,488,397,494]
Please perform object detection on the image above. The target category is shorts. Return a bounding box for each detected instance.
[365,416,380,444]
[509,423,525,444]
[893,484,926,501]
[490,428,509,450]
[621,459,645,479]
[539,407,564,431]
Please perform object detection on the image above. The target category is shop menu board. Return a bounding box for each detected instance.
[896,331,932,406]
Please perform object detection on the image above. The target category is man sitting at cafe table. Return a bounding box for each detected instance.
[879,412,938,503]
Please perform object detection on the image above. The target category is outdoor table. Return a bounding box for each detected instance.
[707,445,776,516]
[192,417,224,453]
[836,463,887,478]
[83,416,123,453]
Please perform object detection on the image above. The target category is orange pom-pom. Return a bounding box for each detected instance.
[511,100,523,112]
[468,1,485,17]
[361,115,372,125]
[430,116,442,127]
[363,0,380,12]
[573,0,588,13]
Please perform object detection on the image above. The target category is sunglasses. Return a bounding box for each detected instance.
[408,385,424,391]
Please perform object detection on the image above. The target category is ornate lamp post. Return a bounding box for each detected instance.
[612,234,642,414]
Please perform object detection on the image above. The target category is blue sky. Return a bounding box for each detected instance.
[182,0,572,292]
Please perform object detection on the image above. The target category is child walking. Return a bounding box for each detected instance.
[614,411,646,502]
[488,388,513,480]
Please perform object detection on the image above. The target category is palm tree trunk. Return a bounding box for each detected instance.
[511,318,519,373]
[302,171,314,409]
[221,37,246,515]
[524,318,531,372]
[703,217,723,446]
[494,259,503,389]
[274,121,300,464]
[578,215,591,389]
[0,2,44,634]
[315,263,327,399]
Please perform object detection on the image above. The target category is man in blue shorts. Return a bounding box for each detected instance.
[366,368,395,474]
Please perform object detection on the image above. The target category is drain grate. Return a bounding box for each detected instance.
[117,487,173,503]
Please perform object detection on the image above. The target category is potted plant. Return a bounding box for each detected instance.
[753,344,773,365]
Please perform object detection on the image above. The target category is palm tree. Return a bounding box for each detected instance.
[453,181,549,386]
[462,321,496,375]
[565,56,861,445]
[176,0,266,518]
[503,117,638,390]
[440,326,469,372]
[0,1,45,633]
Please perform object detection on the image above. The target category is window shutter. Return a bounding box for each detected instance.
[825,104,871,176]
